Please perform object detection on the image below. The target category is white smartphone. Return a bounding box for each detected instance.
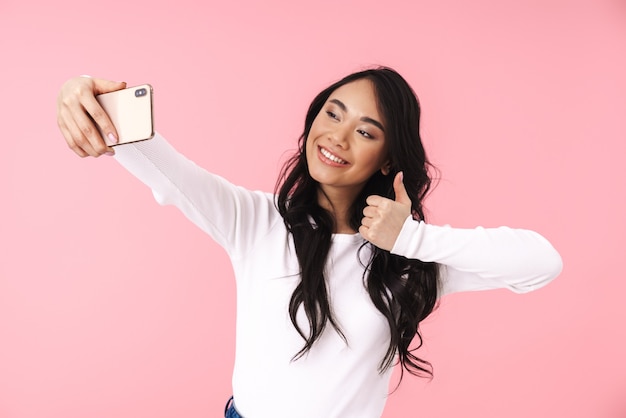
[95,84,154,146]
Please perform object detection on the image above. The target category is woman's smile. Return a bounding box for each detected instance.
[318,145,349,166]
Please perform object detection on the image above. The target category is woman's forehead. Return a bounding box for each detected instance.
[327,79,381,118]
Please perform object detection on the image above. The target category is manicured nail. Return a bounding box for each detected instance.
[108,133,118,144]
[105,150,115,156]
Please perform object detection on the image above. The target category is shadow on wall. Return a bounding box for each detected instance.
[609,388,626,418]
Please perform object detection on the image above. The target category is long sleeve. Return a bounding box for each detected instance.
[112,132,281,260]
[390,216,563,296]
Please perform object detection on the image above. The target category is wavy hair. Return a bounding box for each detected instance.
[275,67,440,382]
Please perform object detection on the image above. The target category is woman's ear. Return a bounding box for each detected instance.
[381,161,392,175]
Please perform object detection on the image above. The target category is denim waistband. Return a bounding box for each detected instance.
[224,396,243,418]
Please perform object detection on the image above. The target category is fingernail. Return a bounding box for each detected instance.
[108,133,118,144]
[105,150,115,156]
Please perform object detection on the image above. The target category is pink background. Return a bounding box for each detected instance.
[1,0,625,417]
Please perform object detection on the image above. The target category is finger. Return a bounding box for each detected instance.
[81,94,119,145]
[360,216,373,228]
[91,78,127,95]
[58,119,88,158]
[393,171,412,206]
[358,225,370,239]
[67,113,115,157]
[70,105,113,156]
[365,194,386,207]
[57,86,106,156]
[84,79,126,145]
[64,115,101,157]
[362,206,377,218]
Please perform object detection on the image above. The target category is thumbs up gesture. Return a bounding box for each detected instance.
[359,172,413,251]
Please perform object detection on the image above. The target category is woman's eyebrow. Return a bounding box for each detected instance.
[329,98,385,132]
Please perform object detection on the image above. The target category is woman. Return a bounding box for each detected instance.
[57,67,562,418]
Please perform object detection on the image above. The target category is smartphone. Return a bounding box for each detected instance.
[96,84,154,146]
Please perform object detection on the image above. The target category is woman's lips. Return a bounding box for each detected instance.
[318,146,348,166]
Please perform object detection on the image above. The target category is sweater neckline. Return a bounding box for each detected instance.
[331,232,364,244]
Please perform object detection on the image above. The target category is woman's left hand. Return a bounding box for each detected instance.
[359,172,412,251]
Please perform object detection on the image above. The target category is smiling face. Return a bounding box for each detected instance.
[305,78,390,204]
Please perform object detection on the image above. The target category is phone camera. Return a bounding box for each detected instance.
[135,88,147,97]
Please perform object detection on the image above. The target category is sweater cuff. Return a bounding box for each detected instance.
[390,215,426,258]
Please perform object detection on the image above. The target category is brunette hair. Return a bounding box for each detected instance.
[276,66,440,381]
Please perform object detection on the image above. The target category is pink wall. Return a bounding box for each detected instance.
[1,0,625,417]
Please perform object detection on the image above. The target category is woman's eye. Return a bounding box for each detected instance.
[326,111,338,120]
[357,129,373,139]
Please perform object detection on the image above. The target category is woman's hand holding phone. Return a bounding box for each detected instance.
[56,77,127,158]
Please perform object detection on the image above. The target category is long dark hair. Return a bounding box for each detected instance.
[275,67,440,382]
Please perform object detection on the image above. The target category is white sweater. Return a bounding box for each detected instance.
[114,133,562,418]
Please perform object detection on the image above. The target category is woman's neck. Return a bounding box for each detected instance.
[316,187,358,234]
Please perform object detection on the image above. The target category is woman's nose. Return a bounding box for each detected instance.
[329,126,349,148]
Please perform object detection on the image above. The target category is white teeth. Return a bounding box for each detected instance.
[320,147,347,164]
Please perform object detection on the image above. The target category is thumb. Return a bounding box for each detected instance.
[393,171,412,206]
[92,78,127,95]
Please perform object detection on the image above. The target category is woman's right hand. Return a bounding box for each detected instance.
[56,76,127,157]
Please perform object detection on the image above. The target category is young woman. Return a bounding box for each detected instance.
[56,67,562,418]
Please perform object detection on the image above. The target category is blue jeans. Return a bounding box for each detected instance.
[224,396,243,418]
